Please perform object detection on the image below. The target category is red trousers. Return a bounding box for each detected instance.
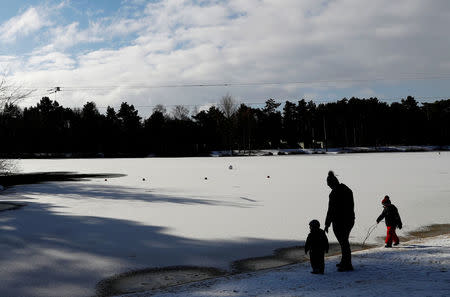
[385,226,399,245]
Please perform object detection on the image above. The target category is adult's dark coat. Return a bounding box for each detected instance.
[324,182,355,269]
[325,183,355,228]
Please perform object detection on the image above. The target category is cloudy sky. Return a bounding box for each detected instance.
[1,0,450,115]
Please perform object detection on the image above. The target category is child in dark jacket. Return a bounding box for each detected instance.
[305,219,329,274]
[376,195,403,247]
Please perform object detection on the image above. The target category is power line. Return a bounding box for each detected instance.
[17,73,450,91]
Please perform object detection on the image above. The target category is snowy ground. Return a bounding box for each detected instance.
[0,152,449,296]
[127,234,450,297]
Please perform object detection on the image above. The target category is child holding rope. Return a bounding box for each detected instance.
[376,195,403,247]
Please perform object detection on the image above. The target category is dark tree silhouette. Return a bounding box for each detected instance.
[0,95,448,157]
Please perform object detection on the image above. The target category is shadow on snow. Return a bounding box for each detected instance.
[7,181,254,207]
[0,199,298,297]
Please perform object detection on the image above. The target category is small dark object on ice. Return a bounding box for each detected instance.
[142,178,146,181]
[204,177,208,180]
[267,175,270,178]
[229,165,233,170]
[105,179,108,181]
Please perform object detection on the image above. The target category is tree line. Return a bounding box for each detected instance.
[0,95,449,157]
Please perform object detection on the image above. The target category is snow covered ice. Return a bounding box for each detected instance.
[0,152,449,296]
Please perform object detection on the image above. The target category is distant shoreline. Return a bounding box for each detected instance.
[0,145,449,159]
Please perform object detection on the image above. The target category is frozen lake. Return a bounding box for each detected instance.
[0,152,449,296]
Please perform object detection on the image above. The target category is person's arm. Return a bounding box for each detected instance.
[376,208,386,223]
[305,234,311,254]
[324,195,334,232]
[324,232,329,253]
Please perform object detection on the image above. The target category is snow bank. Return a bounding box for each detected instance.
[124,234,450,297]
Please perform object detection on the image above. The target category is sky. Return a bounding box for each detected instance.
[1,0,450,116]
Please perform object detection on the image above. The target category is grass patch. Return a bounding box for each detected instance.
[405,224,450,240]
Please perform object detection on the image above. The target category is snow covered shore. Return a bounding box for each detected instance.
[123,234,450,297]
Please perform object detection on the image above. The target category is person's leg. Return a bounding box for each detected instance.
[386,226,393,247]
[333,222,353,269]
[340,225,352,268]
[392,227,399,245]
[333,226,344,265]
[318,252,325,274]
[310,251,320,273]
[310,258,316,273]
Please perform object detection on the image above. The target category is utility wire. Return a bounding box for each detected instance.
[16,73,450,91]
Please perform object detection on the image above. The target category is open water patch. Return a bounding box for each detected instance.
[96,266,226,297]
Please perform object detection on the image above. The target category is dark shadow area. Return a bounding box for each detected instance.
[0,201,26,212]
[0,200,299,297]
[0,172,125,188]
[9,182,254,207]
[398,244,439,249]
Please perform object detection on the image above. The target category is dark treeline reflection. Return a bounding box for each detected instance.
[0,96,449,157]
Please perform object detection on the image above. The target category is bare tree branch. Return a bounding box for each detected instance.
[153,104,167,115]
[0,75,32,175]
[171,105,190,120]
[219,93,237,119]
[0,159,18,176]
[0,75,35,112]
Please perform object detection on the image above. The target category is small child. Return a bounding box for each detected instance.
[376,195,403,247]
[305,219,329,274]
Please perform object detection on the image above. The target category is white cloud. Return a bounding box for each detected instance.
[0,7,50,43]
[27,52,76,71]
[44,22,104,51]
[5,0,450,114]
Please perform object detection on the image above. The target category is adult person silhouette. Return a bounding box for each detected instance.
[324,171,355,271]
